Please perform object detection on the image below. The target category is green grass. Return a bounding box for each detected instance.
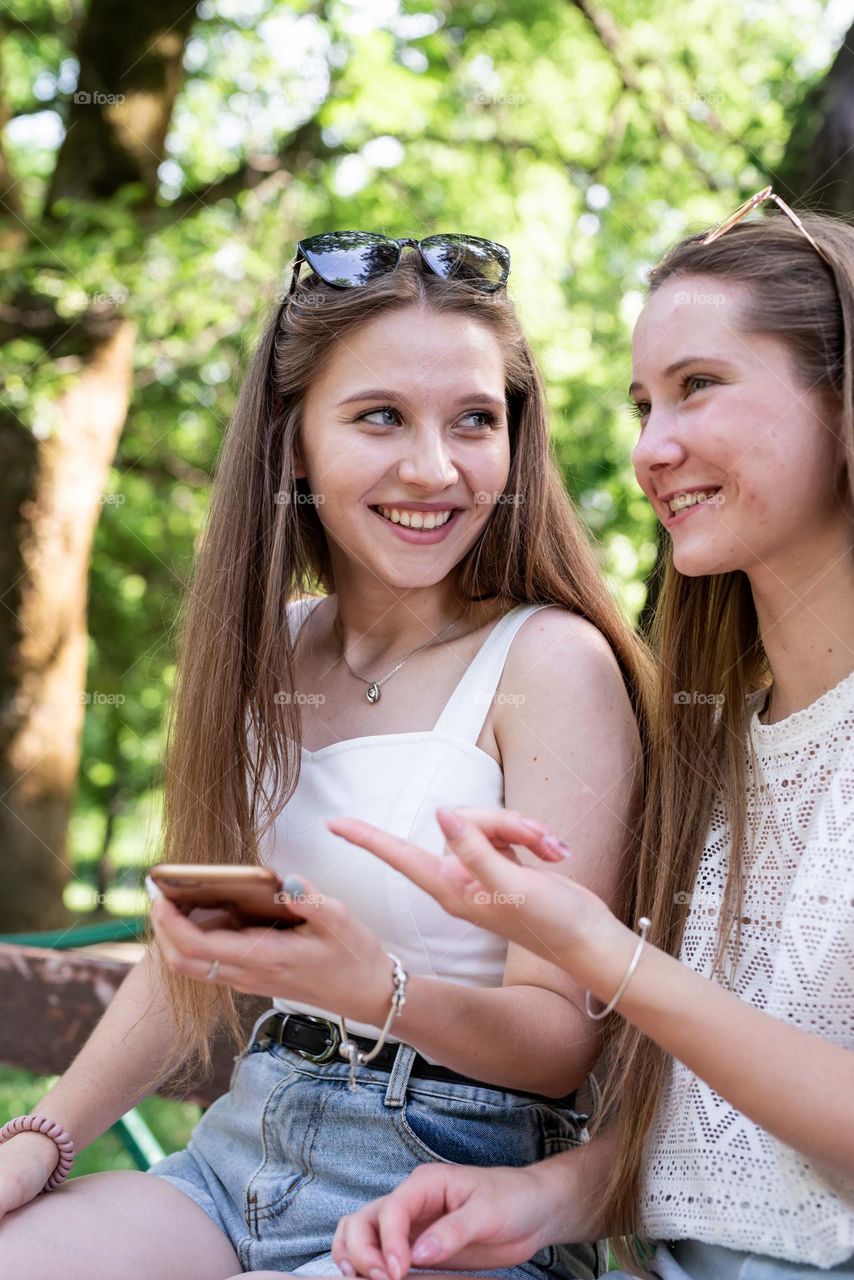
[0,1065,202,1175]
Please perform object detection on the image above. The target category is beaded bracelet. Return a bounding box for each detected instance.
[0,1114,76,1190]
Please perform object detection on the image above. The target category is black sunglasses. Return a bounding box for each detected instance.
[287,231,511,296]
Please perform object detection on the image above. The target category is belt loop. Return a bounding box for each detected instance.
[383,1042,417,1109]
[249,1007,279,1048]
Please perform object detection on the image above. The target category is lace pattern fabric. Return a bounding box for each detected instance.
[640,670,854,1266]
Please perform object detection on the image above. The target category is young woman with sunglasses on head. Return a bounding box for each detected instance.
[0,232,652,1279]
[328,197,854,1280]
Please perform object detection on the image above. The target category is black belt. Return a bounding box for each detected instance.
[252,1012,577,1108]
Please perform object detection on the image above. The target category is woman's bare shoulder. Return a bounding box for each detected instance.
[497,604,639,752]
[507,605,624,681]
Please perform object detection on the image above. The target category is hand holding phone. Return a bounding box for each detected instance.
[146,864,303,930]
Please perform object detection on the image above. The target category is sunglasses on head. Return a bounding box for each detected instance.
[701,185,832,265]
[287,231,511,297]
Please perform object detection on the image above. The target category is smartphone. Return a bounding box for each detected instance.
[146,864,304,930]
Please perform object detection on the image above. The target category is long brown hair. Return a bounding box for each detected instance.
[141,254,654,1095]
[600,210,854,1266]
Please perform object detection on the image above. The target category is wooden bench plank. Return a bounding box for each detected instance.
[0,942,268,1107]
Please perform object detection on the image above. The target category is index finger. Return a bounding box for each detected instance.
[336,1167,453,1279]
[445,808,567,861]
[325,819,459,910]
[332,1203,389,1279]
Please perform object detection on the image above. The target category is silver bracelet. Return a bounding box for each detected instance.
[584,916,651,1020]
[337,951,408,1089]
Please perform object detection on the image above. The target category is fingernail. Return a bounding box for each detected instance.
[437,808,464,837]
[283,875,305,896]
[339,1261,355,1277]
[369,1269,389,1280]
[411,1235,440,1264]
[387,1254,402,1280]
[542,835,572,858]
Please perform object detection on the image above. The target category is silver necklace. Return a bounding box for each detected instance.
[335,608,467,704]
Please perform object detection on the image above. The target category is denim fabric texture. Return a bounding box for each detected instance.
[148,1008,606,1277]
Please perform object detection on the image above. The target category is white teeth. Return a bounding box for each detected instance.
[669,490,720,514]
[376,506,454,529]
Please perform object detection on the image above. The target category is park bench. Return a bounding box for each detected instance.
[0,918,268,1169]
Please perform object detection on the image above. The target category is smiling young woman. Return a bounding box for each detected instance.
[0,239,653,1280]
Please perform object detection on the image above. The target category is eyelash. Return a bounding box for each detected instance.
[629,373,716,421]
[358,406,499,431]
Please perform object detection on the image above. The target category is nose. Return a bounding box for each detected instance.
[397,425,459,491]
[631,410,687,482]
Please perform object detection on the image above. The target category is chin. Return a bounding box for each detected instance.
[670,540,744,579]
[374,561,456,590]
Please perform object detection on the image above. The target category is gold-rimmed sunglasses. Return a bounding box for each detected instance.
[701,184,832,266]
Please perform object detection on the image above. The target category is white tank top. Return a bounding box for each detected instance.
[259,596,552,1046]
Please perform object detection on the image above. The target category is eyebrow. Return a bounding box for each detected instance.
[628,355,735,398]
[337,388,506,409]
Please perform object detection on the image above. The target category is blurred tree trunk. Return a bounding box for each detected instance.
[0,0,197,929]
[777,19,854,212]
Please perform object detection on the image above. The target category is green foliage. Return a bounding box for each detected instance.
[0,0,848,902]
[0,1066,201,1174]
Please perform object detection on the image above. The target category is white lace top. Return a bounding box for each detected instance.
[640,667,854,1266]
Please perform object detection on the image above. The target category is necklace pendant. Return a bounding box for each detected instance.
[366,681,381,704]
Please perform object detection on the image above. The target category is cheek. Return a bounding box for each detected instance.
[466,436,511,488]
[302,435,382,496]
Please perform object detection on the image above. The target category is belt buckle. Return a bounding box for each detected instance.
[255,1012,285,1049]
[294,1016,342,1065]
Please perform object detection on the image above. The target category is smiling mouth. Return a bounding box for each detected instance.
[666,488,722,519]
[370,504,459,530]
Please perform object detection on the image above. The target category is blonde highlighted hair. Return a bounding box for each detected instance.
[141,256,655,1099]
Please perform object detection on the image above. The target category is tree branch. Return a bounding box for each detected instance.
[567,0,724,189]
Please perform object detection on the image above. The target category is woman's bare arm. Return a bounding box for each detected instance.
[21,948,202,1158]
[324,608,643,1097]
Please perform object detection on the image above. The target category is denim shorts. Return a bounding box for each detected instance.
[609,1239,854,1279]
[147,1007,605,1277]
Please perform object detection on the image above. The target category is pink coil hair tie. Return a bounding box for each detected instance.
[0,1114,76,1190]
